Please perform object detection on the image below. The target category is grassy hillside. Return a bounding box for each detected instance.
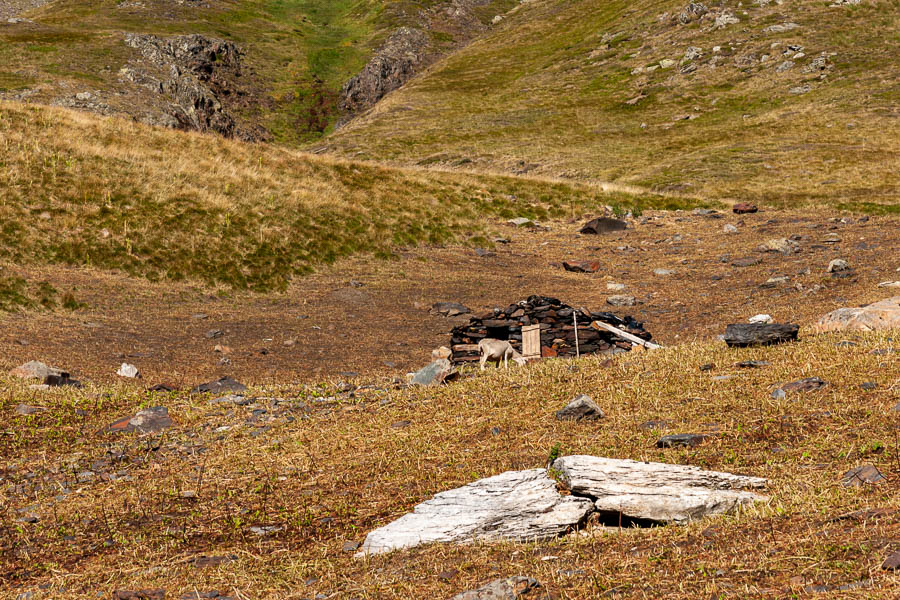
[0,0,510,142]
[0,100,687,293]
[325,0,900,210]
[3,331,900,596]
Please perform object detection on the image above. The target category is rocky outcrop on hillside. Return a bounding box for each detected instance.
[340,27,430,114]
[120,33,266,140]
[339,0,498,115]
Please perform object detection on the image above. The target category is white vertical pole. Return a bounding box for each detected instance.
[574,311,580,358]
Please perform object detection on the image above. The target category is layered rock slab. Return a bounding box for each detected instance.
[553,456,767,524]
[355,469,593,556]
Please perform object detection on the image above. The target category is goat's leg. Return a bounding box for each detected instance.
[480,353,487,371]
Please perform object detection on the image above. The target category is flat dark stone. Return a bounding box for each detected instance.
[731,257,762,267]
[580,217,627,234]
[205,329,224,339]
[191,555,236,568]
[44,374,82,388]
[191,377,248,395]
[563,260,603,273]
[883,551,900,570]
[656,433,708,448]
[148,383,177,392]
[735,360,770,368]
[699,363,715,372]
[780,377,827,393]
[860,382,877,390]
[432,302,471,317]
[841,464,885,487]
[724,323,799,347]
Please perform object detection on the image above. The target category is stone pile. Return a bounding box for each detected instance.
[448,295,652,363]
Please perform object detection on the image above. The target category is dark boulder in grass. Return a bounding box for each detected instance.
[579,217,627,234]
[656,433,708,448]
[556,394,605,421]
[724,323,799,347]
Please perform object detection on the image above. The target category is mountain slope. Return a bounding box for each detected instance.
[323,0,900,210]
[0,0,514,143]
[0,99,677,292]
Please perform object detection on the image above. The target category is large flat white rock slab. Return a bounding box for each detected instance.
[356,469,593,556]
[553,455,768,524]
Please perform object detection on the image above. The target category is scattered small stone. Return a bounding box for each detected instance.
[508,217,537,228]
[878,281,900,288]
[449,577,543,600]
[772,377,827,398]
[653,268,675,276]
[249,525,282,536]
[606,282,626,291]
[44,373,82,388]
[827,259,850,273]
[432,302,471,317]
[342,541,361,552]
[735,360,769,368]
[410,359,456,386]
[556,394,605,421]
[606,295,637,307]
[733,203,758,214]
[148,383,177,392]
[749,314,774,324]
[731,257,762,267]
[205,329,224,339]
[191,376,248,395]
[758,238,798,254]
[723,224,738,233]
[113,591,166,600]
[699,363,715,372]
[9,361,66,380]
[15,404,47,416]
[841,464,884,487]
[191,555,236,568]
[391,420,411,429]
[656,433,708,448]
[860,382,877,390]
[764,22,799,33]
[563,260,603,273]
[116,363,140,378]
[882,551,900,570]
[106,406,173,434]
[438,569,459,581]
[639,420,669,431]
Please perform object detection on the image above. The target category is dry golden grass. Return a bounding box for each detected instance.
[324,0,900,210]
[2,331,898,598]
[0,100,692,292]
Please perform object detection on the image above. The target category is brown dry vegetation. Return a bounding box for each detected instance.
[2,331,899,598]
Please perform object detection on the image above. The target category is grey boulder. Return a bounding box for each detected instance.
[355,469,593,556]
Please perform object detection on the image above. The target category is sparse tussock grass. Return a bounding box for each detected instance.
[1,332,898,597]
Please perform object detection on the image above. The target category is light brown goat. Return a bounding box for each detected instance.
[478,338,527,370]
